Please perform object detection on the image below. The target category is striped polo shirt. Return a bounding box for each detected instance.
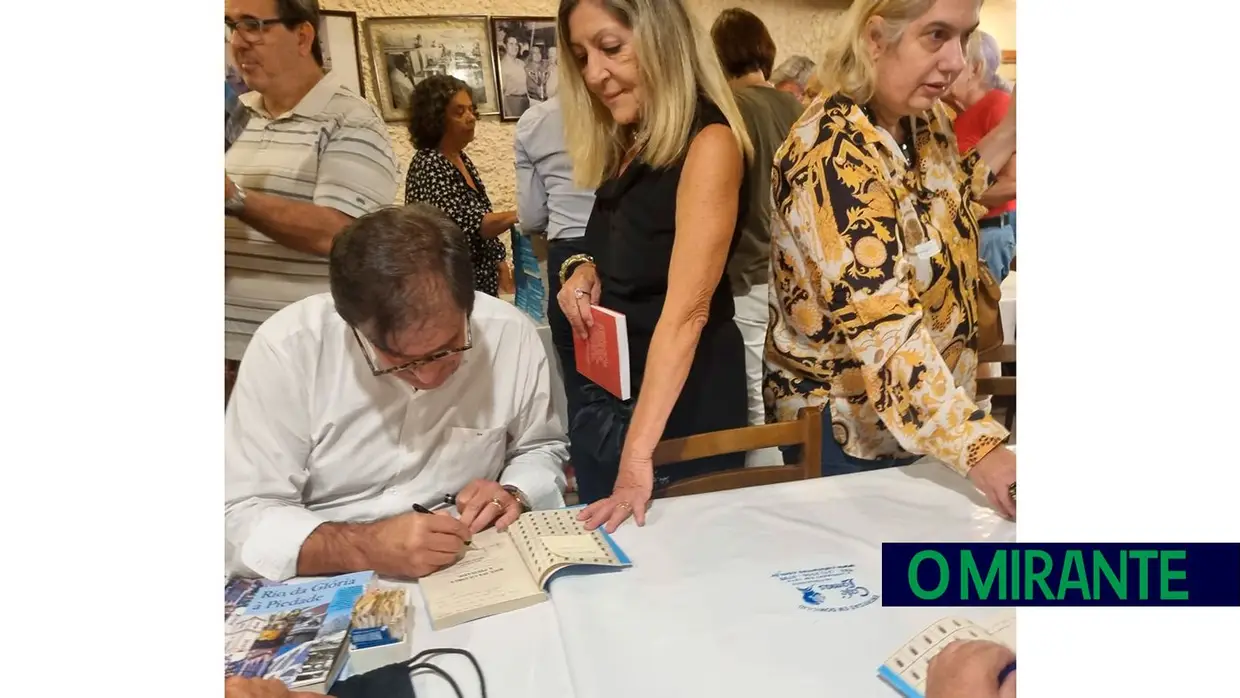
[225,71,398,361]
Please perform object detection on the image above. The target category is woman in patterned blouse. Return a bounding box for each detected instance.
[405,75,517,296]
[766,0,1017,518]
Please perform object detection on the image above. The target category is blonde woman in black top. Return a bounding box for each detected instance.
[555,0,754,530]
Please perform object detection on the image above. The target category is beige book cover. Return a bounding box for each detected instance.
[417,509,632,630]
[878,611,1016,697]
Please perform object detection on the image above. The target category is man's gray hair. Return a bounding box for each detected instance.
[770,55,816,90]
[329,204,476,352]
[277,0,323,67]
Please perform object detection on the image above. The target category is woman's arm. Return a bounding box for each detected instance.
[977,156,1016,209]
[972,88,1016,177]
[480,210,519,238]
[620,125,743,503]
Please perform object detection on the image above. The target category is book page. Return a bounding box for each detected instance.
[417,529,545,629]
[509,510,624,587]
[984,611,1016,651]
[881,616,1002,695]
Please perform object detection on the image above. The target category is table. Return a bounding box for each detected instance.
[388,580,574,698]
[379,459,1013,697]
[549,459,1015,698]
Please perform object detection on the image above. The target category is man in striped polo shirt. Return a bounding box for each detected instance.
[225,0,398,397]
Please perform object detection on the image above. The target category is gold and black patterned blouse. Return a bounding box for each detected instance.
[764,93,1008,476]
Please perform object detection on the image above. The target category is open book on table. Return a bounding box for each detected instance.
[878,611,1015,698]
[418,508,631,630]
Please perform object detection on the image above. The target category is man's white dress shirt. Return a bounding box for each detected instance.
[225,292,569,580]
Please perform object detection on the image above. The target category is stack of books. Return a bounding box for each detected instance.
[224,572,374,693]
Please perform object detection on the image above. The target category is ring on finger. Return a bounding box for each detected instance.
[616,501,632,511]
[574,288,586,298]
[489,497,505,510]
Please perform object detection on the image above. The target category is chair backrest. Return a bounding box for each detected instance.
[977,345,1016,397]
[651,406,823,498]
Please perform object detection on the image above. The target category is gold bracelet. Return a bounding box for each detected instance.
[559,253,595,285]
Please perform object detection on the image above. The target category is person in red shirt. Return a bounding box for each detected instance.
[950,31,1016,282]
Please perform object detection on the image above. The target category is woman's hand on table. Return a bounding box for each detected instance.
[557,264,601,340]
[968,446,1016,520]
[924,640,1015,698]
[579,455,653,533]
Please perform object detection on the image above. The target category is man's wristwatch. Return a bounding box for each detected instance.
[501,485,531,513]
[225,180,248,215]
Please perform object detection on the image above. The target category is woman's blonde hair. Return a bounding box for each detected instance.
[556,0,753,189]
[819,0,979,104]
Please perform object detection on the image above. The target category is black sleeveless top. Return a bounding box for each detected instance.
[583,98,749,448]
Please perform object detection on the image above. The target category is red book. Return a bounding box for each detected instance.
[573,305,631,400]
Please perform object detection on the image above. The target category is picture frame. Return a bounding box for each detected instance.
[1001,49,1016,65]
[489,16,560,122]
[320,10,365,97]
[365,15,500,123]
[225,12,365,98]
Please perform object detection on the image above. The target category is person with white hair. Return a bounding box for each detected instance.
[949,31,1016,282]
[769,54,817,102]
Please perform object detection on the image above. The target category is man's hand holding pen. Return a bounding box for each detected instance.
[364,509,473,579]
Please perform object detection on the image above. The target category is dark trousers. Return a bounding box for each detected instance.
[546,236,590,423]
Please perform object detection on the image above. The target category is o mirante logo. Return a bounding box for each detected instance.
[880,543,1240,607]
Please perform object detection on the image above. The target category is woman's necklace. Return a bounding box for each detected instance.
[860,102,917,168]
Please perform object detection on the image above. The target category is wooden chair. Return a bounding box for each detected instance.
[977,345,1016,435]
[650,406,823,499]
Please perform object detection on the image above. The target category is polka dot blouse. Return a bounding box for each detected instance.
[404,149,506,296]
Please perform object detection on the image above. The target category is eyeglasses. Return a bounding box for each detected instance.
[225,17,296,44]
[350,318,473,377]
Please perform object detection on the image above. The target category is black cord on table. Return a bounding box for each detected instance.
[408,662,465,698]
[407,648,487,698]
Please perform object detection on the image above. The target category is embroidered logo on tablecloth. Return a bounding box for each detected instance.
[772,564,881,613]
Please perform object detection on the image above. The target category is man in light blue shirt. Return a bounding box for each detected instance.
[514,96,596,422]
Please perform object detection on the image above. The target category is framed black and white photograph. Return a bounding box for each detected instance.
[365,15,499,123]
[489,16,559,121]
[225,11,364,98]
[320,10,365,97]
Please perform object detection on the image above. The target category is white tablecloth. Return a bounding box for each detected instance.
[373,459,1013,698]
[388,580,575,698]
[549,459,1015,698]
[1000,271,1017,346]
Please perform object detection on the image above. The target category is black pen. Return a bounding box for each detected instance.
[412,502,476,549]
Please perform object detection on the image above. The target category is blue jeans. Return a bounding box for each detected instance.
[980,213,1016,283]
[782,404,919,477]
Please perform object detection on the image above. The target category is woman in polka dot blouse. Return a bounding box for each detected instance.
[404,75,518,296]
